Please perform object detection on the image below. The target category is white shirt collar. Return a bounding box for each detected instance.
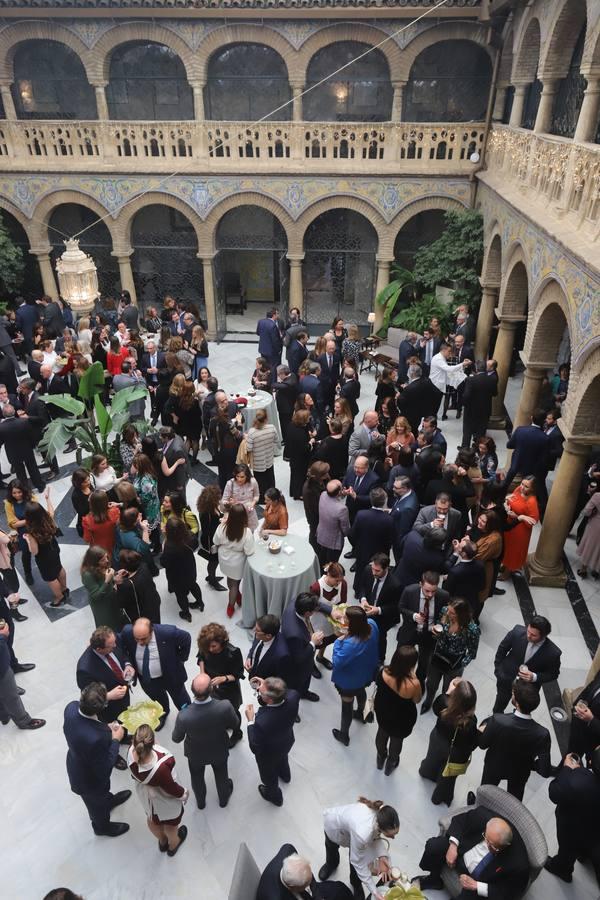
[514,710,532,720]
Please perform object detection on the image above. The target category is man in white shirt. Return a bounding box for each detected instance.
[429,342,471,397]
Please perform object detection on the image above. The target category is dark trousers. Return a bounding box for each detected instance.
[79,786,113,831]
[375,726,404,763]
[254,467,275,503]
[554,818,600,885]
[481,762,528,801]
[308,526,319,556]
[255,751,290,804]
[413,633,435,687]
[13,450,44,493]
[148,385,159,423]
[188,757,230,807]
[140,676,190,715]
[217,449,237,491]
[338,688,367,737]
[206,552,218,582]
[174,582,203,614]
[492,680,514,714]
[461,415,486,449]
[425,663,464,706]
[317,544,342,567]
[324,833,364,897]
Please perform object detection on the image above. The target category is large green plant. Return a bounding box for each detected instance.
[412,209,484,308]
[38,360,148,461]
[391,293,453,335]
[0,215,24,295]
[375,265,421,334]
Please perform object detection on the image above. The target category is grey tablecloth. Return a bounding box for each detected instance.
[242,390,283,452]
[241,533,320,628]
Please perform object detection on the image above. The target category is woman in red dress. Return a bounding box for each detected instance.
[500,476,540,576]
[127,724,188,856]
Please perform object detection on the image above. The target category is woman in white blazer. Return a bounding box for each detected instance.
[319,797,400,899]
[213,502,255,618]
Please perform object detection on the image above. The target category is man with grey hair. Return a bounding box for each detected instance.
[245,676,300,807]
[257,842,353,899]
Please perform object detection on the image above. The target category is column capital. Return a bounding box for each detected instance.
[28,246,53,257]
[111,247,133,259]
[376,256,394,265]
[391,79,407,89]
[189,80,206,91]
[495,315,522,330]
[479,278,499,291]
[289,81,305,91]
[562,437,594,457]
[518,351,553,370]
[287,254,304,264]
[90,81,108,90]
[197,252,216,263]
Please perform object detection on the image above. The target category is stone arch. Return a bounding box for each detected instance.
[0,197,37,246]
[387,195,466,258]
[497,243,530,318]
[202,192,296,257]
[399,22,493,82]
[297,195,386,254]
[115,193,204,250]
[91,23,200,84]
[539,0,588,80]
[581,13,600,74]
[524,278,572,365]
[0,22,94,83]
[567,348,600,438]
[198,25,296,82]
[297,24,401,87]
[481,231,502,287]
[512,16,542,83]
[31,191,115,248]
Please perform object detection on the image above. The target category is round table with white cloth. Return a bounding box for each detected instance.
[241,533,320,628]
[241,390,283,451]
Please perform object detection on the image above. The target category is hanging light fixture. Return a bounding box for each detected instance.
[55,239,99,314]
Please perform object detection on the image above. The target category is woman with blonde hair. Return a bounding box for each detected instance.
[168,336,194,380]
[385,415,415,466]
[245,408,278,502]
[127,724,188,856]
[309,335,328,362]
[189,324,209,379]
[341,324,362,367]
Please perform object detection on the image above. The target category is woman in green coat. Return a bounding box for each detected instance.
[81,545,122,631]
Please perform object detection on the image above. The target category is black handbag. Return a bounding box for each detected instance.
[432,647,464,673]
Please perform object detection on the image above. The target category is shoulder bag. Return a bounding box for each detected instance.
[441,726,472,778]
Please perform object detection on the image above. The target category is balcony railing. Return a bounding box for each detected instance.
[486,125,600,231]
[0,119,485,174]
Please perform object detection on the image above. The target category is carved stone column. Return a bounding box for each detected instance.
[391,81,406,122]
[526,438,590,586]
[492,86,507,121]
[533,79,559,134]
[511,363,548,430]
[489,318,519,427]
[91,82,109,121]
[0,83,17,120]
[374,258,392,333]
[474,284,498,359]
[509,84,527,128]
[287,254,304,315]
[290,82,305,122]
[30,248,58,299]
[112,249,137,305]
[191,82,205,121]
[199,254,218,340]
[574,77,600,143]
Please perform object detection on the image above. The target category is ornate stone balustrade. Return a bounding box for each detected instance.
[0,119,485,175]
[486,125,600,231]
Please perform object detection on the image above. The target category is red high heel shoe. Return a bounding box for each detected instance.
[226,603,235,618]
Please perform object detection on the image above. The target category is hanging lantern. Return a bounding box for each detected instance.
[55,238,99,315]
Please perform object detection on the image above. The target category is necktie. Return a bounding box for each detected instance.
[142,644,151,681]
[355,475,363,492]
[371,578,380,604]
[328,355,332,370]
[106,654,125,684]
[471,850,494,879]
[252,641,264,671]
[422,594,430,630]
[524,642,536,663]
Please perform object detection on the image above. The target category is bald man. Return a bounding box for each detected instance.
[171,672,238,809]
[415,807,529,898]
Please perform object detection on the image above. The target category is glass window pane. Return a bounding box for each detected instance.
[206,44,291,121]
[107,42,193,121]
[305,42,392,122]
[12,40,96,120]
[404,40,492,122]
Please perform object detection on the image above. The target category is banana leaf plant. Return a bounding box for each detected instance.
[375,265,421,336]
[38,360,148,462]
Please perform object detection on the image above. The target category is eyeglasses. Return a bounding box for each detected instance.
[482,832,506,853]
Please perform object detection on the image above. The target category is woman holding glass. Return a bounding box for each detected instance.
[421,598,480,713]
[197,622,244,747]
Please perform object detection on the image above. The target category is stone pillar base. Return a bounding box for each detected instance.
[488,414,507,430]
[525,554,567,588]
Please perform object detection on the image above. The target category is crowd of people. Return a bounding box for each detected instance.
[0,295,598,900]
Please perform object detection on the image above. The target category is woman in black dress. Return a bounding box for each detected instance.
[313,417,348,481]
[419,677,478,806]
[302,461,330,555]
[23,490,68,607]
[170,380,203,465]
[196,484,226,591]
[197,622,244,747]
[374,645,421,776]
[160,517,204,623]
[115,549,161,624]
[286,408,313,500]
[71,468,92,538]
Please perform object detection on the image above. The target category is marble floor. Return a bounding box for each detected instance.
[2,341,598,900]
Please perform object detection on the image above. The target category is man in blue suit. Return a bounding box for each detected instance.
[245,614,291,681]
[119,618,191,729]
[286,330,309,377]
[390,474,420,564]
[397,331,420,383]
[76,626,133,725]
[63,682,131,837]
[503,409,550,510]
[349,487,394,593]
[342,455,380,529]
[15,297,39,356]
[246,676,300,807]
[256,307,283,379]
[281,593,330,702]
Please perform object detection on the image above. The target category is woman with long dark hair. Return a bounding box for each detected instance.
[471,509,503,610]
[422,598,480,712]
[114,507,159,576]
[197,484,226,591]
[115,549,161,624]
[131,453,161,554]
[313,417,348,480]
[23,490,68,606]
[213,503,254,618]
[70,468,92,538]
[80,545,120,630]
[302,461,330,555]
[119,424,141,474]
[260,488,288,537]
[160,516,204,622]
[419,677,478,806]
[286,408,313,500]
[374,645,421,775]
[197,622,244,747]
[82,490,121,555]
[331,606,379,747]
[222,463,259,532]
[5,480,36,585]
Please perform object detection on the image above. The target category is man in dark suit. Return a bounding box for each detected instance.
[413,494,464,548]
[0,405,45,492]
[567,670,600,758]
[423,464,475,513]
[257,843,353,900]
[389,474,420,563]
[360,553,401,662]
[397,332,420,383]
[395,528,450,591]
[245,614,291,681]
[257,307,283,378]
[119,618,191,727]
[15,297,39,356]
[396,572,449,685]
[339,367,360,418]
[17,377,59,478]
[544,408,564,471]
[461,360,498,448]
[545,749,600,887]
[246,676,300,807]
[76,627,133,726]
[493,616,562,713]
[286,331,309,377]
[38,295,65,338]
[140,339,167,425]
[503,409,550,488]
[171,672,237,809]
[479,679,553,800]
[445,538,487,620]
[63,683,131,837]
[317,339,341,412]
[273,365,298,440]
[396,364,441,436]
[342,455,380,527]
[419,329,442,377]
[416,805,529,898]
[39,364,70,417]
[349,487,393,590]
[281,593,329,702]
[299,363,323,409]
